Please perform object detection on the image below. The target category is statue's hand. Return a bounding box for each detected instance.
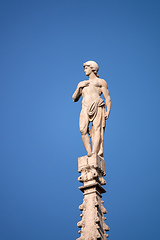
[105,111,109,120]
[78,81,89,89]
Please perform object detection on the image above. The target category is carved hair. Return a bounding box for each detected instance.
[83,61,99,78]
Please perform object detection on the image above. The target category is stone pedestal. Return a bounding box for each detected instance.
[77,154,109,240]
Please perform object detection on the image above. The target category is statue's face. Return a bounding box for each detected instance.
[84,65,92,76]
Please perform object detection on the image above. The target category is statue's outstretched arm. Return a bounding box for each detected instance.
[101,80,111,119]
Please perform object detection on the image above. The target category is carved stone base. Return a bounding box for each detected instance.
[77,154,109,240]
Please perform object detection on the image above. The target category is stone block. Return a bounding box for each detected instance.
[78,154,106,176]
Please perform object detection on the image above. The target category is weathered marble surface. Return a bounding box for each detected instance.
[77,154,109,240]
[72,61,111,158]
[73,61,111,240]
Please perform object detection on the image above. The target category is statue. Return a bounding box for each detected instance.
[72,61,111,158]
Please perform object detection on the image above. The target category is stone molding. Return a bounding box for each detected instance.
[77,154,109,240]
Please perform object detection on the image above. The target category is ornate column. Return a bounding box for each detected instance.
[77,154,109,240]
[72,60,111,240]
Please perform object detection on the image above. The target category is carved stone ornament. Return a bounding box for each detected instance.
[72,61,111,158]
[76,154,109,240]
[73,61,111,240]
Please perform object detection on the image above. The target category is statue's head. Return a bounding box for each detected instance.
[83,61,99,77]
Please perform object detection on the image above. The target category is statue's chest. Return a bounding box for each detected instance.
[83,80,101,94]
[89,79,101,87]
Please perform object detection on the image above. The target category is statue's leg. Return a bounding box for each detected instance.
[79,108,91,156]
[92,107,102,155]
[97,106,106,157]
[98,126,104,157]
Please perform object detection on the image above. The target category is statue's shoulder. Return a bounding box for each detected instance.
[77,79,88,87]
[99,78,108,88]
[79,79,88,83]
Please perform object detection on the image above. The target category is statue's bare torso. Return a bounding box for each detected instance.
[81,78,103,106]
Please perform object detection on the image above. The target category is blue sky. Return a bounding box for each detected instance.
[0,1,160,239]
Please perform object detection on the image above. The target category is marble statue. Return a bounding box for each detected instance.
[72,61,111,158]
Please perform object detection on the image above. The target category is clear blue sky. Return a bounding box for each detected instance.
[0,1,160,239]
